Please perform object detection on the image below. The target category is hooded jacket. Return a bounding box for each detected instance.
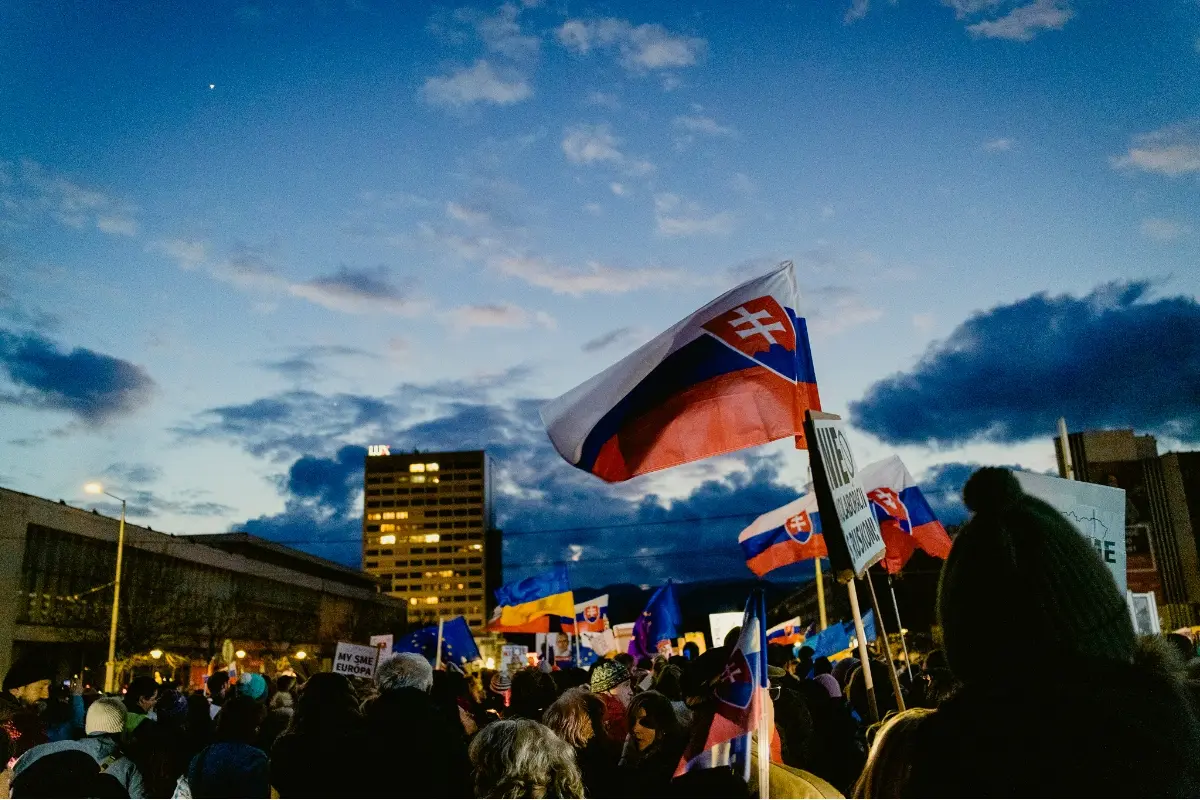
[12,734,145,798]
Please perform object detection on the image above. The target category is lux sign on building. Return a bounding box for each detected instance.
[368,444,391,456]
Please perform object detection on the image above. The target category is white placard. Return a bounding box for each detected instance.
[811,417,885,577]
[332,641,381,678]
[369,634,393,654]
[708,611,745,649]
[1015,471,1127,594]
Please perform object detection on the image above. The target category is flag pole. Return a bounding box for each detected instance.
[435,617,444,670]
[846,580,879,723]
[815,558,828,630]
[887,575,913,682]
[865,571,905,712]
[755,591,770,800]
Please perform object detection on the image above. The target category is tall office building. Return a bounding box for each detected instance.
[1055,429,1200,628]
[362,449,501,631]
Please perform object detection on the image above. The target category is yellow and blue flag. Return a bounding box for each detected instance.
[488,566,574,632]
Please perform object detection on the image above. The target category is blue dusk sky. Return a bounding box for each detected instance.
[1,0,1198,588]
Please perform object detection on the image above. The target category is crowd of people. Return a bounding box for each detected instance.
[2,468,1200,798]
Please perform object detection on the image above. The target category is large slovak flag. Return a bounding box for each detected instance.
[859,456,952,574]
[676,590,777,783]
[738,493,826,577]
[541,263,821,482]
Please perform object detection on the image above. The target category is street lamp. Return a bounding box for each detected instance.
[235,649,246,659]
[294,651,307,661]
[85,482,125,694]
[150,649,163,660]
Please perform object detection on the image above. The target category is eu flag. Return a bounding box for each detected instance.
[629,580,683,660]
[394,616,481,667]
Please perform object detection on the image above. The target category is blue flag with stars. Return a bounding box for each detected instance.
[394,616,481,667]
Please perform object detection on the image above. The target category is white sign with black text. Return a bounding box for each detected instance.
[811,416,886,578]
[332,641,381,678]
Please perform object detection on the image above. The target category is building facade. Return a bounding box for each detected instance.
[1055,429,1200,628]
[0,487,407,681]
[362,449,501,631]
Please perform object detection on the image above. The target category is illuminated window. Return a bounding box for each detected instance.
[382,512,395,520]
[396,511,408,519]
[380,534,396,545]
[367,513,382,521]
[470,544,482,551]
[457,583,464,589]
[380,524,396,532]
[409,463,425,473]
[431,476,440,484]
[426,462,439,471]
[426,533,440,543]
[409,597,418,605]
[424,596,439,605]
[412,475,426,484]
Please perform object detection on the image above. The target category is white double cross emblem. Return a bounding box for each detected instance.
[728,306,785,345]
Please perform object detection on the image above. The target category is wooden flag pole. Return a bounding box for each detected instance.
[865,571,906,712]
[887,575,914,682]
[755,595,771,799]
[435,617,444,670]
[846,580,879,723]
[815,559,828,630]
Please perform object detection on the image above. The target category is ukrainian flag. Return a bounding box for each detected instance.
[488,566,574,632]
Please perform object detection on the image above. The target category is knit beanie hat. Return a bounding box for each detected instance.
[2,655,52,693]
[238,672,267,701]
[489,672,512,694]
[590,660,630,693]
[85,697,127,735]
[938,468,1135,684]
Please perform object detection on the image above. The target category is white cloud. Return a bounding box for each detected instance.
[585,90,620,109]
[982,137,1015,151]
[941,0,1004,19]
[4,160,139,237]
[147,238,209,268]
[556,18,705,72]
[561,124,654,175]
[1111,122,1200,177]
[654,193,735,237]
[457,3,540,60]
[801,286,884,336]
[95,215,139,236]
[421,60,532,107]
[583,202,602,215]
[1140,217,1192,242]
[673,115,737,137]
[610,182,628,196]
[446,201,493,227]
[966,0,1074,41]
[845,0,871,23]
[493,254,680,295]
[567,544,583,562]
[912,312,936,333]
[450,302,555,329]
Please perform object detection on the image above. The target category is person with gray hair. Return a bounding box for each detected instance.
[469,718,584,799]
[360,652,471,797]
[375,652,434,693]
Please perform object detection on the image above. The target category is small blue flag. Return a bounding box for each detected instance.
[629,580,683,660]
[394,616,480,666]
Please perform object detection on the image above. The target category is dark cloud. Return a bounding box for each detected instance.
[290,265,421,314]
[104,462,163,485]
[581,326,636,353]
[850,282,1200,446]
[0,329,154,425]
[87,488,235,521]
[259,345,378,382]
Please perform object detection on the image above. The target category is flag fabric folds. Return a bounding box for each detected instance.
[738,494,827,577]
[629,582,683,660]
[393,616,481,666]
[560,594,610,635]
[801,610,876,659]
[859,456,952,574]
[541,263,821,483]
[487,566,574,632]
[766,617,804,646]
[676,590,772,781]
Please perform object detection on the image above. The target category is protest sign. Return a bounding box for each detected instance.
[369,634,393,654]
[709,611,745,648]
[805,412,885,582]
[1014,471,1127,593]
[332,641,380,678]
[500,644,527,676]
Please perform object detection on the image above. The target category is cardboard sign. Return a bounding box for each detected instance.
[805,411,886,581]
[500,644,527,676]
[369,634,393,654]
[332,642,381,678]
[1014,471,1127,594]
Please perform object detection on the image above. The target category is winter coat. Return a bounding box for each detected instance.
[359,687,472,798]
[11,734,145,798]
[618,732,687,798]
[904,656,1200,797]
[0,693,47,760]
[187,741,269,798]
[270,722,372,798]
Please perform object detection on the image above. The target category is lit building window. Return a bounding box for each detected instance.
[367,513,382,521]
[412,475,426,484]
[426,462,439,471]
[398,511,409,519]
[382,512,395,520]
[470,543,482,550]
[424,596,439,604]
[410,464,425,473]
[380,524,396,532]
[431,476,439,484]
[380,534,396,545]
[409,598,418,605]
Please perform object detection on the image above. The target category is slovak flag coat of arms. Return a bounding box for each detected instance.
[738,493,828,577]
[541,263,821,482]
[676,590,777,781]
[859,456,953,574]
[560,594,609,635]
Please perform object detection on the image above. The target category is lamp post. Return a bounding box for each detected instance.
[85,483,126,694]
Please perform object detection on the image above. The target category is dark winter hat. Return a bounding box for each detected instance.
[2,655,53,693]
[938,468,1135,683]
[589,659,630,693]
